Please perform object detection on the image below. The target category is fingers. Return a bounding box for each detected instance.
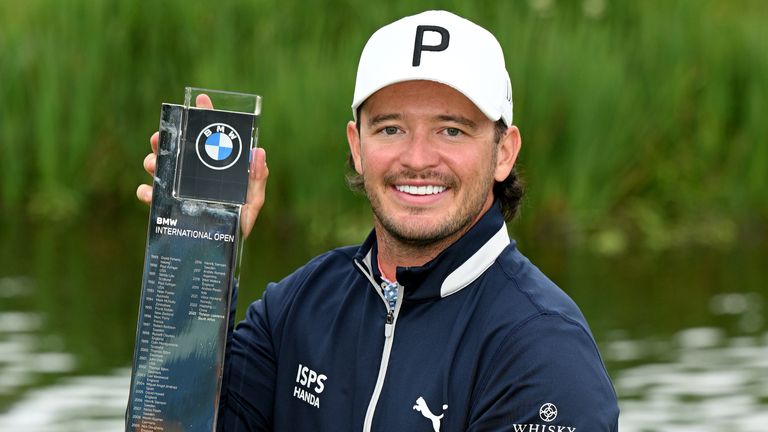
[196,94,213,109]
[136,184,153,205]
[249,147,269,186]
[138,132,159,205]
[143,152,156,176]
[150,131,159,154]
[240,147,269,240]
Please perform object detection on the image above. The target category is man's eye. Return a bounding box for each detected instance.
[444,127,462,137]
[383,126,399,135]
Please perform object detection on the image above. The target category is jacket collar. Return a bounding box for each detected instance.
[353,201,511,301]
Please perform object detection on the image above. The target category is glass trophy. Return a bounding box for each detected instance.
[126,88,261,431]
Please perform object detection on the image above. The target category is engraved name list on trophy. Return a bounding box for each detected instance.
[126,88,261,432]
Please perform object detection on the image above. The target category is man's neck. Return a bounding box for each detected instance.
[373,210,489,281]
[374,230,455,282]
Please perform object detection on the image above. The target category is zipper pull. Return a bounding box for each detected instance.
[384,310,394,338]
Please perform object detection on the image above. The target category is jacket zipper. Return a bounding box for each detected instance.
[384,309,395,338]
[382,280,398,338]
[356,261,403,432]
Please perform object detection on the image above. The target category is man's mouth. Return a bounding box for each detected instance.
[394,185,447,196]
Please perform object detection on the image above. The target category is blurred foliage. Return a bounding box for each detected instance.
[0,0,766,252]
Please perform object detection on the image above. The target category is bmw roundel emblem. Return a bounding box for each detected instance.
[195,122,243,170]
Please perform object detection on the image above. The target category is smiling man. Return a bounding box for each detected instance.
[347,80,517,278]
[138,9,619,432]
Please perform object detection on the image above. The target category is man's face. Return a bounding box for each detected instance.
[347,80,513,247]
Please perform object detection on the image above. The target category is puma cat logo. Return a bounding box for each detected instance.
[413,396,448,432]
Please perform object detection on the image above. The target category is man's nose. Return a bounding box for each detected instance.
[399,132,439,170]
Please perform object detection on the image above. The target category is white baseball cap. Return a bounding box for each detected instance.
[351,10,513,126]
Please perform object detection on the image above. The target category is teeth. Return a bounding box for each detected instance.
[396,185,446,195]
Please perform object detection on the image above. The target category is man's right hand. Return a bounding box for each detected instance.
[135,94,269,240]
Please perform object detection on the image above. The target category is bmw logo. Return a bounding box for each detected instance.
[195,122,243,170]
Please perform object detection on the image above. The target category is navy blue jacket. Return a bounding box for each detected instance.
[218,203,619,431]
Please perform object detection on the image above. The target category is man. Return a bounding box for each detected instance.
[138,10,619,432]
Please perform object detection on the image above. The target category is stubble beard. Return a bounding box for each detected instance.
[363,169,495,249]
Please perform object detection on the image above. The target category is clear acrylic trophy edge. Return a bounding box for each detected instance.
[184,87,262,116]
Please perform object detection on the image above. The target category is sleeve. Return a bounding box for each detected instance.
[216,282,277,432]
[466,314,619,432]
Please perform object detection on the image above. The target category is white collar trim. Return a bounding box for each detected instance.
[440,224,510,298]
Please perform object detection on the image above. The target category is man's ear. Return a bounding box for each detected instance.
[347,120,363,174]
[494,126,522,182]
